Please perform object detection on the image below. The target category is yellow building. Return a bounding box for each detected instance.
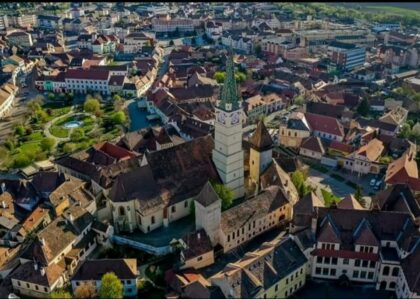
[279,112,311,148]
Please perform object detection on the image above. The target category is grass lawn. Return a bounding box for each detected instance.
[25,131,43,142]
[321,188,341,207]
[50,126,70,138]
[43,102,72,122]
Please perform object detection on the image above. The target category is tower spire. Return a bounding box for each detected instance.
[218,49,240,112]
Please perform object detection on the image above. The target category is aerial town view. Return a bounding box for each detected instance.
[0,1,419,298]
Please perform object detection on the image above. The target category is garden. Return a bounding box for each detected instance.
[0,93,129,170]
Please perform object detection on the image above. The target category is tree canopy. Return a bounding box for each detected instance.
[74,282,97,299]
[40,137,55,152]
[291,170,312,198]
[84,98,101,114]
[99,272,124,299]
[50,289,72,299]
[211,182,234,210]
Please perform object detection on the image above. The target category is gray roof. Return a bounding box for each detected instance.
[195,181,220,207]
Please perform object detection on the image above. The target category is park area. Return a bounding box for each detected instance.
[0,92,129,170]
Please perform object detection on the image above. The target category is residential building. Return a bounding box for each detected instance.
[299,136,325,160]
[210,237,308,298]
[6,31,33,48]
[279,112,311,148]
[71,259,138,297]
[0,82,18,119]
[304,112,345,142]
[179,229,214,270]
[64,69,111,95]
[152,16,194,33]
[328,41,366,71]
[123,32,151,54]
[245,93,284,123]
[385,144,420,191]
[342,138,384,175]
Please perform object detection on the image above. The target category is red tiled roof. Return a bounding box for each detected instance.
[312,248,379,261]
[66,68,109,80]
[329,141,354,154]
[94,142,138,161]
[305,112,344,137]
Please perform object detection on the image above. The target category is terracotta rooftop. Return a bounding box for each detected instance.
[337,194,365,210]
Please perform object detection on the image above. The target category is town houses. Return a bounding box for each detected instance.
[0,2,419,299]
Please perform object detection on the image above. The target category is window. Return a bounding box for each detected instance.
[44,287,48,292]
[127,288,133,293]
[324,257,330,264]
[317,256,322,263]
[171,205,176,213]
[368,272,374,280]
[362,260,368,268]
[227,235,230,242]
[151,216,155,224]
[355,259,361,267]
[315,267,321,275]
[119,206,125,216]
[184,201,188,208]
[360,271,367,279]
[332,257,338,265]
[197,256,203,261]
[353,271,359,278]
[389,282,396,289]
[383,266,390,276]
[343,258,349,265]
[27,283,30,288]
[35,285,39,290]
[17,281,21,286]
[286,278,288,284]
[369,261,375,268]
[322,268,328,275]
[392,267,399,277]
[275,284,278,292]
[330,269,336,276]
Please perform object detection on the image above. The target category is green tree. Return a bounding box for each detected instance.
[211,182,234,210]
[291,170,311,197]
[63,142,77,154]
[70,128,85,142]
[36,109,49,123]
[214,71,225,83]
[399,123,412,139]
[294,95,305,106]
[357,98,370,117]
[40,137,55,152]
[84,98,101,114]
[354,186,366,208]
[112,111,126,125]
[99,272,124,299]
[50,288,72,299]
[14,153,32,168]
[15,124,26,137]
[113,95,124,111]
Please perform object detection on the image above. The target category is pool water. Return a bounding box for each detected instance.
[63,120,82,129]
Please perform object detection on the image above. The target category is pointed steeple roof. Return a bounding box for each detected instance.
[218,51,240,112]
[337,194,365,210]
[195,181,220,207]
[249,120,273,152]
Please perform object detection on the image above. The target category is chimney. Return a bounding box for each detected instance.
[197,232,201,240]
[41,238,46,247]
[1,201,6,209]
[40,267,46,276]
[68,213,74,223]
[34,262,38,271]
[0,182,5,193]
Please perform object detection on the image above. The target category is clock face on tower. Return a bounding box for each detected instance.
[217,111,226,124]
[231,111,240,125]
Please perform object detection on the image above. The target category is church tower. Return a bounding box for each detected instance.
[249,120,274,185]
[212,53,245,200]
